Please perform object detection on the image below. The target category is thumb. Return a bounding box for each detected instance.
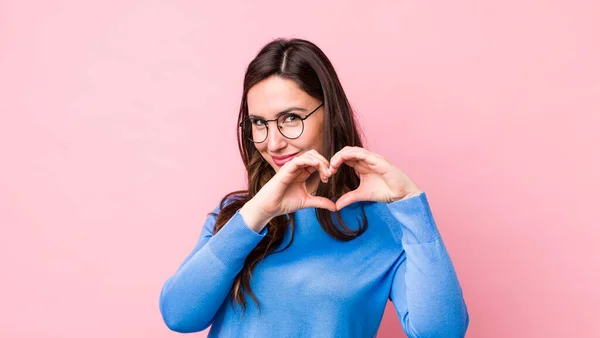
[335,190,364,210]
[304,196,337,212]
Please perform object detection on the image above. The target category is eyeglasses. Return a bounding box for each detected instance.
[239,102,324,143]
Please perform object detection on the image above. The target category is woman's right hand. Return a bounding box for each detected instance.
[249,150,336,221]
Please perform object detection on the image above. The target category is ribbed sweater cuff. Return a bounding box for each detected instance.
[208,210,268,269]
[386,192,441,244]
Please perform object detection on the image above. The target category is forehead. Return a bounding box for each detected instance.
[247,76,311,117]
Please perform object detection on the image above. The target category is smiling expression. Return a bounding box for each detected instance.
[246,75,326,172]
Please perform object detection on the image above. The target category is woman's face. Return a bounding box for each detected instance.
[246,75,326,173]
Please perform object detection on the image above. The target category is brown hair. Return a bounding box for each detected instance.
[209,38,369,318]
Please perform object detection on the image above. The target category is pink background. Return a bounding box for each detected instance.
[1,1,599,337]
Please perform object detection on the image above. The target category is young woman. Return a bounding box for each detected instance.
[159,38,469,337]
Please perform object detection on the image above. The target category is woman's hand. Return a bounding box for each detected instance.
[329,146,423,210]
[253,150,335,219]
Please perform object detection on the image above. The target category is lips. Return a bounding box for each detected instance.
[272,152,300,166]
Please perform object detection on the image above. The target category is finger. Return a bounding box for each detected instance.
[330,148,381,175]
[306,149,331,168]
[330,147,364,169]
[329,151,366,175]
[335,189,366,210]
[282,156,320,179]
[303,152,332,182]
[336,159,370,172]
[304,196,337,212]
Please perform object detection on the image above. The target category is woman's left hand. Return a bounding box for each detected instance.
[329,146,423,210]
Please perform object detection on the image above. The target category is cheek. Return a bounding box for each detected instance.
[311,119,326,148]
[307,129,326,152]
[300,119,320,140]
[256,145,269,158]
[255,146,277,168]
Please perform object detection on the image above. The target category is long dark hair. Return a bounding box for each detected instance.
[209,38,369,317]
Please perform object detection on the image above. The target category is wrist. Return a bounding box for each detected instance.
[401,189,423,200]
[240,199,273,233]
[390,188,423,202]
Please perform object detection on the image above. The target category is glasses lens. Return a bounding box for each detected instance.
[242,118,268,143]
[277,113,304,139]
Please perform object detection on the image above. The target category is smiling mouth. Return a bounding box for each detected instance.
[272,152,300,165]
[272,152,300,160]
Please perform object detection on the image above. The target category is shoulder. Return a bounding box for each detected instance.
[211,191,248,214]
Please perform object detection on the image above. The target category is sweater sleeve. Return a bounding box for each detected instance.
[158,200,268,333]
[384,192,469,338]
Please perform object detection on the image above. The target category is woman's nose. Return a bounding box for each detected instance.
[266,125,287,151]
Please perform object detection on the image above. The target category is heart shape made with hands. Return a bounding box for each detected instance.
[308,147,422,211]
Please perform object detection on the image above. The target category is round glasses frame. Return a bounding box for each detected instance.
[239,102,324,143]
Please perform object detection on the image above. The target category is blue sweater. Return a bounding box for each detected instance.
[159,192,469,337]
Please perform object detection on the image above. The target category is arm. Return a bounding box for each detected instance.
[383,192,469,338]
[158,199,269,333]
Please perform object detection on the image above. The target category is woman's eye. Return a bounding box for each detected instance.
[252,119,265,126]
[284,114,300,122]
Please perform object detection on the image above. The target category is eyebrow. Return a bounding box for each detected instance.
[248,106,308,119]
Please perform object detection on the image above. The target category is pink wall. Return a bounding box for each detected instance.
[1,1,598,337]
